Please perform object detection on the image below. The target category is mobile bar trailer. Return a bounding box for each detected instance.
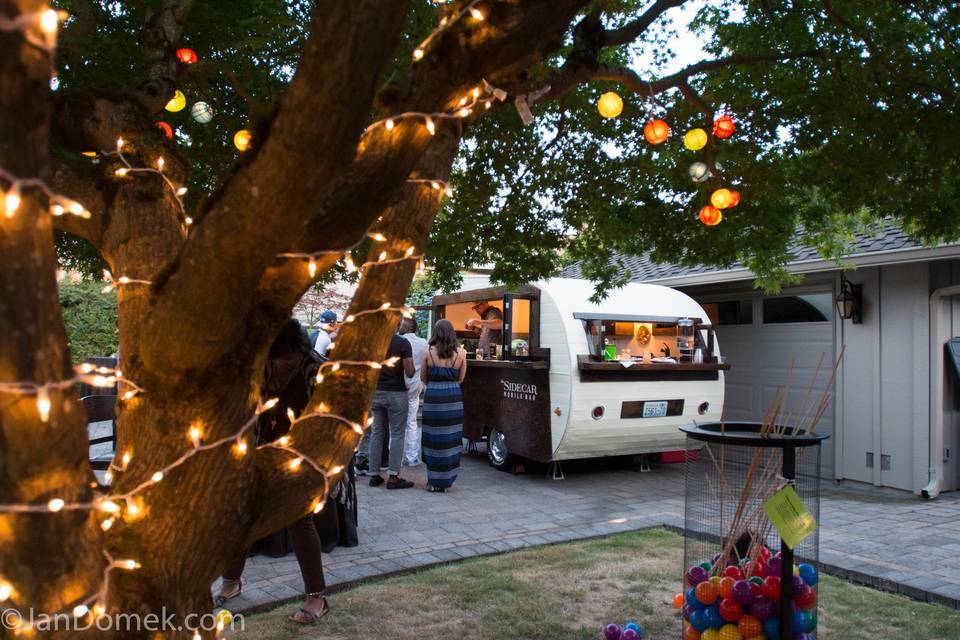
[429,278,728,476]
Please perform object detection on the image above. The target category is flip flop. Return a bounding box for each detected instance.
[212,580,242,608]
[289,599,329,624]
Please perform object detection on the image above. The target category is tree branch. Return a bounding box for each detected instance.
[604,0,689,47]
[48,157,107,249]
[136,0,196,113]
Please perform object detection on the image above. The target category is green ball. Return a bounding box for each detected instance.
[750,576,764,586]
[700,561,713,571]
[807,614,817,633]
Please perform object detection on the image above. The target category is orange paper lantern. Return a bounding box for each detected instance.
[643,119,670,144]
[699,205,722,226]
[728,190,741,208]
[713,114,735,139]
[155,121,173,139]
[176,47,198,64]
[711,188,736,209]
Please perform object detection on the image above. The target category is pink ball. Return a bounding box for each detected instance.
[604,623,622,640]
[622,630,639,640]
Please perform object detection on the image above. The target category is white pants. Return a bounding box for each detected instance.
[403,387,422,464]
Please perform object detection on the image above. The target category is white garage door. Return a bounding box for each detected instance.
[700,291,837,479]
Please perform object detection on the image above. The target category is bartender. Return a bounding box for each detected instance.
[466,301,503,357]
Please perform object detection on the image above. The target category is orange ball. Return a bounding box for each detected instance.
[739,614,762,638]
[684,625,702,640]
[713,114,735,139]
[644,118,670,144]
[699,205,723,226]
[718,576,735,599]
[674,592,685,609]
[695,580,719,605]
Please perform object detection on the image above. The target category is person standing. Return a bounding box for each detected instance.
[312,310,339,357]
[367,322,416,489]
[399,317,428,467]
[465,301,503,357]
[421,319,467,493]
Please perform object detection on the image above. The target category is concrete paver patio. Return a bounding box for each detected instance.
[217,453,960,614]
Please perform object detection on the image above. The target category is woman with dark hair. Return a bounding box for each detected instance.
[420,319,467,492]
[213,318,330,624]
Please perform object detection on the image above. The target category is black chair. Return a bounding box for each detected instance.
[77,356,118,398]
[82,394,116,471]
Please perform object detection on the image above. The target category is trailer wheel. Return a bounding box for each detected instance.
[487,429,513,470]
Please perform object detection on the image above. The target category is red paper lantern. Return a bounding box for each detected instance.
[699,205,723,226]
[713,114,735,139]
[643,119,670,144]
[176,47,198,64]
[728,190,741,208]
[155,121,173,139]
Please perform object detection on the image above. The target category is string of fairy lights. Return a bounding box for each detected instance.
[0,2,501,635]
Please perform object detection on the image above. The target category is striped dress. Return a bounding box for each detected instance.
[421,352,464,489]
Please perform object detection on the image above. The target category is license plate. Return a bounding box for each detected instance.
[642,401,669,418]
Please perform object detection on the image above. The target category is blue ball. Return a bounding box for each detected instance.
[687,587,705,610]
[703,605,721,629]
[690,609,709,633]
[792,610,809,634]
[762,617,780,639]
[798,563,818,586]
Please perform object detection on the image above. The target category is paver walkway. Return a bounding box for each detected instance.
[217,454,960,614]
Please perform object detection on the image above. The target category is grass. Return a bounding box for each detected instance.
[232,529,960,640]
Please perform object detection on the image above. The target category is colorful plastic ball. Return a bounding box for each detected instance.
[798,564,818,586]
[732,580,755,606]
[233,129,252,152]
[724,566,745,581]
[701,630,719,640]
[155,121,173,139]
[761,617,780,639]
[793,582,810,602]
[699,205,723,226]
[796,588,816,611]
[175,47,198,64]
[746,561,765,578]
[643,119,670,144]
[751,596,776,621]
[687,587,705,610]
[696,580,720,605]
[604,622,622,640]
[597,91,624,119]
[792,574,806,595]
[765,556,781,577]
[710,576,722,587]
[689,161,711,183]
[700,561,713,571]
[674,592,686,609]
[718,598,743,623]
[749,576,764,586]
[684,127,709,151]
[791,610,808,634]
[806,613,817,633]
[713,114,735,139]
[684,625,702,640]
[690,610,709,633]
[703,605,721,630]
[687,566,710,587]
[191,101,214,124]
[624,622,641,635]
[718,623,742,640]
[622,629,639,640]
[738,614,762,639]
[165,90,186,112]
[760,576,780,601]
[718,577,735,599]
[759,547,772,561]
[683,604,695,621]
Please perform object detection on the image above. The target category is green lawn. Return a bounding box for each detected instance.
[232,529,960,640]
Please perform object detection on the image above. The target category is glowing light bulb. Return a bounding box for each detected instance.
[156,157,165,170]
[98,500,120,514]
[469,7,485,20]
[331,465,344,475]
[378,251,387,262]
[48,498,65,512]
[123,560,140,570]
[331,362,341,372]
[308,257,317,277]
[121,451,132,468]
[4,188,21,218]
[313,499,324,514]
[385,119,395,131]
[40,9,59,34]
[73,605,89,618]
[116,138,124,151]
[101,518,114,531]
[115,168,129,176]
[472,87,481,99]
[51,204,65,216]
[369,232,386,241]
[176,187,187,196]
[36,388,51,422]
[425,116,436,135]
[286,408,296,423]
[0,582,12,602]
[405,246,416,257]
[277,436,290,447]
[151,471,164,483]
[289,458,303,471]
[413,48,424,60]
[458,108,471,118]
[122,390,136,400]
[235,440,248,457]
[262,398,279,411]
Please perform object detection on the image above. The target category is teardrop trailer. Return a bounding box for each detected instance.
[428,278,728,476]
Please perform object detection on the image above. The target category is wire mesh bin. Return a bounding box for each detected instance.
[678,422,827,640]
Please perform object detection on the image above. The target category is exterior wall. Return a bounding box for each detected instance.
[930,260,960,492]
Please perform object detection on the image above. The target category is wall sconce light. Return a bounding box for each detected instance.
[836,275,863,324]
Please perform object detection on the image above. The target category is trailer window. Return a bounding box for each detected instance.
[762,294,831,324]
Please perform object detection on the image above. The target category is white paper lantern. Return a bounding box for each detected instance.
[190,101,214,124]
[688,162,711,183]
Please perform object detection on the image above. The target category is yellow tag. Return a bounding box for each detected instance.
[762,485,817,550]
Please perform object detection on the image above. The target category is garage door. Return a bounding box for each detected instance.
[700,292,837,480]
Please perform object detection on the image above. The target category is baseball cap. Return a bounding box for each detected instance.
[319,310,338,324]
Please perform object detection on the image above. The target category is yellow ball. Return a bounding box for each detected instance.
[709,575,721,586]
[684,127,708,150]
[165,90,186,113]
[702,629,720,640]
[597,91,623,118]
[719,624,742,640]
[215,609,232,625]
[233,129,252,152]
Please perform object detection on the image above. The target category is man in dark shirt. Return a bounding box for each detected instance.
[467,301,503,357]
[367,327,416,489]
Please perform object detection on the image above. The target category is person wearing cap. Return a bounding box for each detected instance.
[465,301,503,358]
[312,310,339,357]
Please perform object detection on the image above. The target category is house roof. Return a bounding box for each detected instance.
[559,224,960,287]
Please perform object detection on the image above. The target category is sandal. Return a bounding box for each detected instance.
[212,579,242,608]
[290,597,329,624]
[425,485,446,493]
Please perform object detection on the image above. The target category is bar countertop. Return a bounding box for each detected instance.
[466,358,550,370]
[576,354,730,372]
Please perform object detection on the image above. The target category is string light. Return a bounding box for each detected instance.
[362,79,506,137]
[101,270,152,294]
[0,167,92,220]
[413,0,483,61]
[0,7,65,52]
[98,139,188,223]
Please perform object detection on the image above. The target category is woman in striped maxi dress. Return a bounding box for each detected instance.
[420,319,467,493]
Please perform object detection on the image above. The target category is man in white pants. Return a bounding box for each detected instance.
[399,317,428,467]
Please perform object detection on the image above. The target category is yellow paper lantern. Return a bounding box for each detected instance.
[684,127,708,150]
[164,90,186,113]
[710,188,736,209]
[233,129,252,152]
[597,91,623,119]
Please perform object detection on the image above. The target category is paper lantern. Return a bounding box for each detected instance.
[699,205,722,226]
[713,114,735,139]
[165,90,186,112]
[684,127,708,150]
[155,121,173,139]
[728,190,741,208]
[597,91,623,119]
[643,119,670,144]
[689,162,711,183]
[176,48,197,65]
[191,101,214,124]
[711,188,736,209]
[233,129,252,151]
